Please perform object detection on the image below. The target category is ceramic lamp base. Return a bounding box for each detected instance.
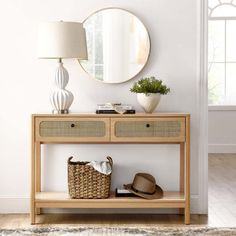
[50,60,74,114]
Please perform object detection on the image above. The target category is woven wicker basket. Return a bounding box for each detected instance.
[68,156,113,199]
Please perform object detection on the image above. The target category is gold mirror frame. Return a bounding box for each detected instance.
[79,7,151,84]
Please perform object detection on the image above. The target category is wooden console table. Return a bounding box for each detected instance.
[31,113,190,224]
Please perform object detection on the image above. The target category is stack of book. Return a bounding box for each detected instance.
[115,187,135,197]
[96,103,135,114]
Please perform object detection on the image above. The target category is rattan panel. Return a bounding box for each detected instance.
[115,121,182,137]
[39,121,106,137]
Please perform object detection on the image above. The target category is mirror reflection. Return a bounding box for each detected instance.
[80,8,150,83]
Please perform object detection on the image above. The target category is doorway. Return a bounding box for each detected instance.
[207,0,236,227]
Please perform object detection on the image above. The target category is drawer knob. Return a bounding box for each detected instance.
[71,123,75,128]
[146,124,150,128]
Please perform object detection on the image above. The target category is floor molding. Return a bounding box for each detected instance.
[0,196,29,214]
[208,144,236,153]
[0,195,200,214]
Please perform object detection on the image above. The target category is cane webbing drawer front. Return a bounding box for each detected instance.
[40,121,106,137]
[36,118,110,142]
[111,117,185,142]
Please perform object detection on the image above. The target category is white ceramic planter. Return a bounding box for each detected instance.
[137,93,161,113]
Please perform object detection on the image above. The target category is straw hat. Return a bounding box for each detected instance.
[124,173,163,199]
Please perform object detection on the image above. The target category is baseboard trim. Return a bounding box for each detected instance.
[0,195,200,214]
[0,196,29,213]
[208,144,236,153]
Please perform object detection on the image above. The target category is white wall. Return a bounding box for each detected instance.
[209,109,236,153]
[0,0,203,213]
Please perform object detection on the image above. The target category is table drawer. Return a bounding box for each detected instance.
[36,118,110,142]
[111,117,185,142]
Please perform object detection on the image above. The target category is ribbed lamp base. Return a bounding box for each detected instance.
[50,61,74,114]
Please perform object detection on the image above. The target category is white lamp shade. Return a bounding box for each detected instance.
[38,21,88,59]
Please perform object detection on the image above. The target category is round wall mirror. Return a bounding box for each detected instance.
[80,8,151,83]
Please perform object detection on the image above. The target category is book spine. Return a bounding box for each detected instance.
[96,110,136,114]
[97,107,115,110]
[115,188,135,197]
[98,106,133,110]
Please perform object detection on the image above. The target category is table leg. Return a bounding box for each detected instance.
[35,141,41,215]
[179,142,185,215]
[185,206,190,224]
[185,115,191,224]
[31,117,36,224]
[30,202,36,225]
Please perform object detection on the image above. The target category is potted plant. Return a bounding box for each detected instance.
[130,77,170,113]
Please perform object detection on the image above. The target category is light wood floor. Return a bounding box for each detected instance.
[208,153,236,227]
[0,154,235,228]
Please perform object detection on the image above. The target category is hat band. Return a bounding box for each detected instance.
[131,186,156,195]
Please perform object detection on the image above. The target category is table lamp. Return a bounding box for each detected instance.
[38,21,88,114]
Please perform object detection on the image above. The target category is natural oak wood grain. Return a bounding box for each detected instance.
[35,191,185,209]
[32,113,190,118]
[0,214,207,228]
[31,113,191,225]
[208,154,236,227]
[35,142,41,215]
[184,115,190,224]
[31,116,36,224]
[179,142,185,215]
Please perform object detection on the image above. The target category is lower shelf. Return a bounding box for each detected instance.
[35,191,185,209]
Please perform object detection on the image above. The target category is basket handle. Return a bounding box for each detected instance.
[106,156,113,167]
[68,156,73,164]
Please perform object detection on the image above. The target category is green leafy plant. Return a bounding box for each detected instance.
[130,77,170,95]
